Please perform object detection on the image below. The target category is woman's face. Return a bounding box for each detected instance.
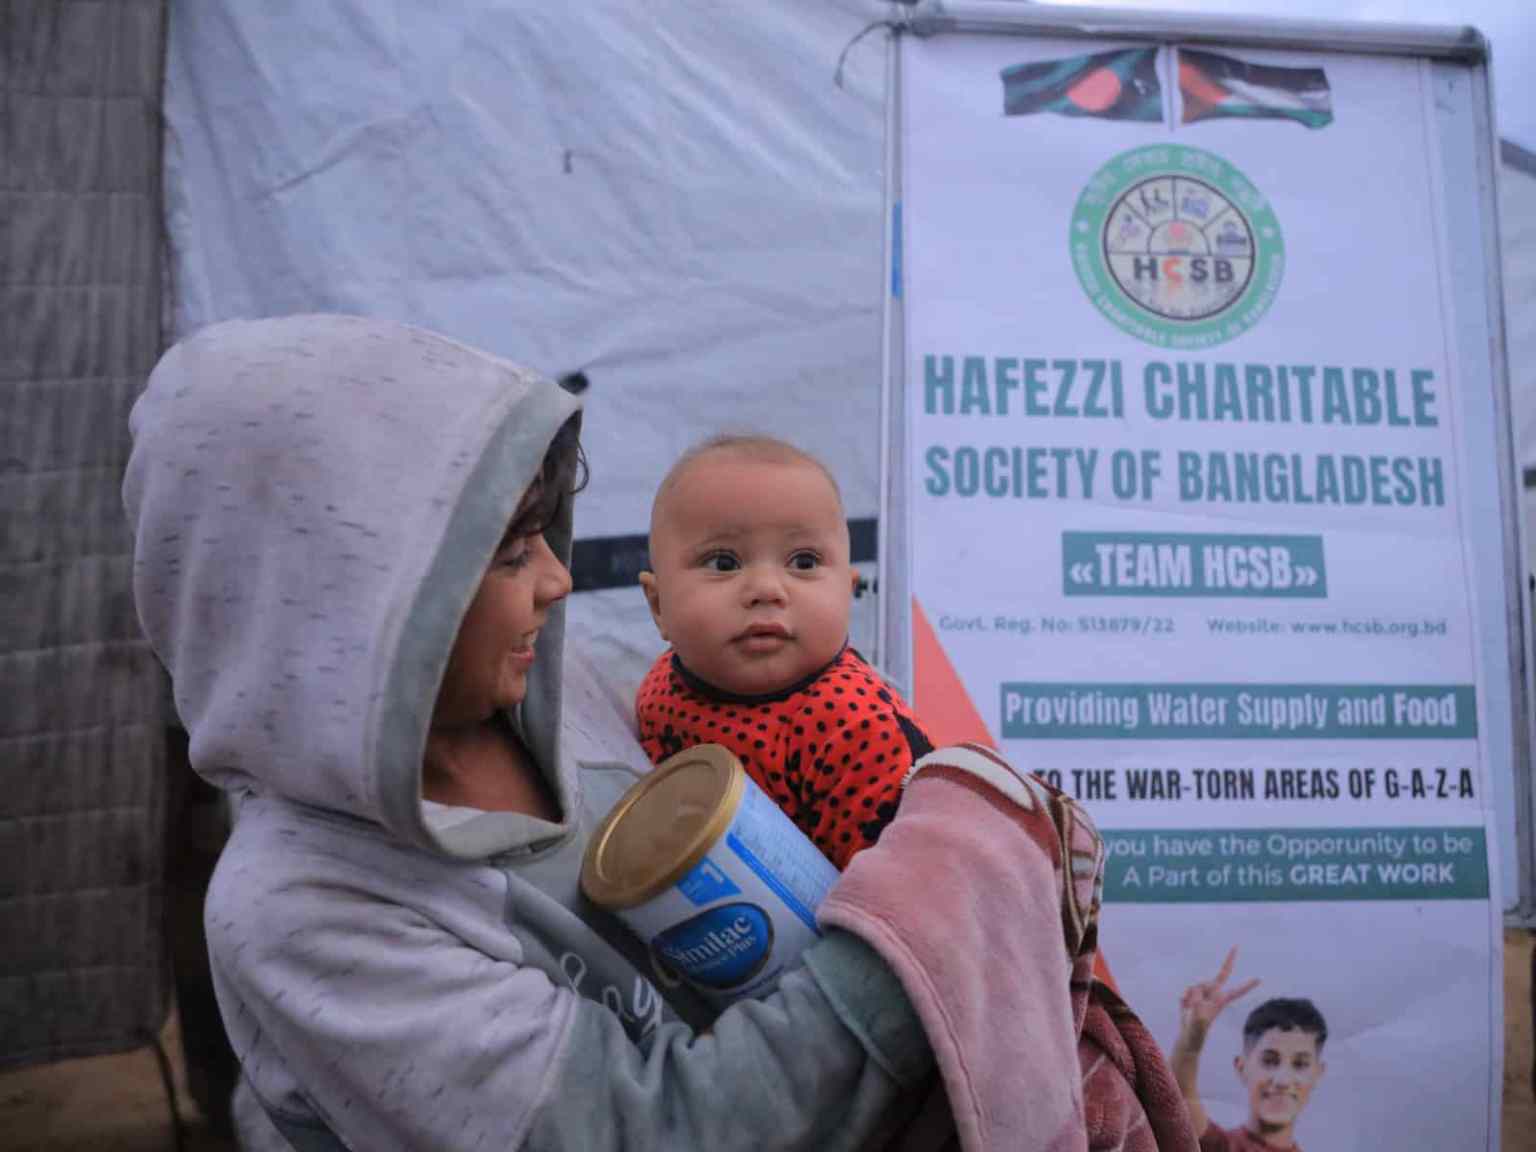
[432,520,572,727]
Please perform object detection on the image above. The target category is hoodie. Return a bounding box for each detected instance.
[123,315,931,1151]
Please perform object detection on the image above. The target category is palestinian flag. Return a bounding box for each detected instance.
[1001,47,1162,123]
[1179,49,1333,129]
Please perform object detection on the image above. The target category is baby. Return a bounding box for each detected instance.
[637,434,933,869]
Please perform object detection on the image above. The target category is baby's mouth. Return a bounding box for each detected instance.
[736,623,791,650]
[739,622,790,640]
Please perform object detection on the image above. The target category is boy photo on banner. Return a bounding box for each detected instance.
[1170,948,1328,1152]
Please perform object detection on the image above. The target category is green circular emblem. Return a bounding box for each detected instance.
[1070,146,1283,348]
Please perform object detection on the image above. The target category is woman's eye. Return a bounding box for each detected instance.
[703,552,740,573]
[497,541,534,570]
[788,551,820,571]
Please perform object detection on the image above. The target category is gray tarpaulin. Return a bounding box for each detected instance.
[0,0,170,1067]
[1504,140,1536,921]
[1506,142,1536,506]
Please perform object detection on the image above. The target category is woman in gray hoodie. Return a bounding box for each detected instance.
[122,314,1041,1150]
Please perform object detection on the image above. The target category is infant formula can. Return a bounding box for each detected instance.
[581,744,840,1005]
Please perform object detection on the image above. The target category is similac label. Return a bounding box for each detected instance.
[616,773,838,1004]
[653,903,775,989]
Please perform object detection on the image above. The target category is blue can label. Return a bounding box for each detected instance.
[653,902,775,989]
[676,857,743,906]
[616,768,839,1004]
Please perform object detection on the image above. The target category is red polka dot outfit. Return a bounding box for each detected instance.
[635,646,934,870]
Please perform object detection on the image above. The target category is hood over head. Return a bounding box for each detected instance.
[124,314,582,858]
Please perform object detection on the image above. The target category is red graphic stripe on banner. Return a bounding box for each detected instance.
[911,597,1117,991]
[911,598,995,748]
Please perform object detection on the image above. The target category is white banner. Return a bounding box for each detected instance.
[900,31,1501,1151]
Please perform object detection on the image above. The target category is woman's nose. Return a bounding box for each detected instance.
[534,536,572,604]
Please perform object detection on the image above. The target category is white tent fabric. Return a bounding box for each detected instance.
[163,4,1535,909]
[163,0,892,686]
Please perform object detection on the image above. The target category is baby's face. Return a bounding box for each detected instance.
[643,451,855,697]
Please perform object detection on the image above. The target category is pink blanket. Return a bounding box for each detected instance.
[819,744,1196,1152]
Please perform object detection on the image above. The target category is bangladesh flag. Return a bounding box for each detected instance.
[1179,49,1333,129]
[1001,47,1162,123]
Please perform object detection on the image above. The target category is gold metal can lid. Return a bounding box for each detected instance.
[581,744,744,911]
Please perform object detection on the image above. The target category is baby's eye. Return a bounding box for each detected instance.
[702,551,740,573]
[788,550,820,571]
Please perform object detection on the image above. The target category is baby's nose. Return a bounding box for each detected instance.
[742,565,787,605]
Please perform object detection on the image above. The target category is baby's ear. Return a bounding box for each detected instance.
[638,571,667,639]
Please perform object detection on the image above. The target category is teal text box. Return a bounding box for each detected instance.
[999,682,1477,739]
[1101,826,1489,903]
[1062,531,1326,597]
